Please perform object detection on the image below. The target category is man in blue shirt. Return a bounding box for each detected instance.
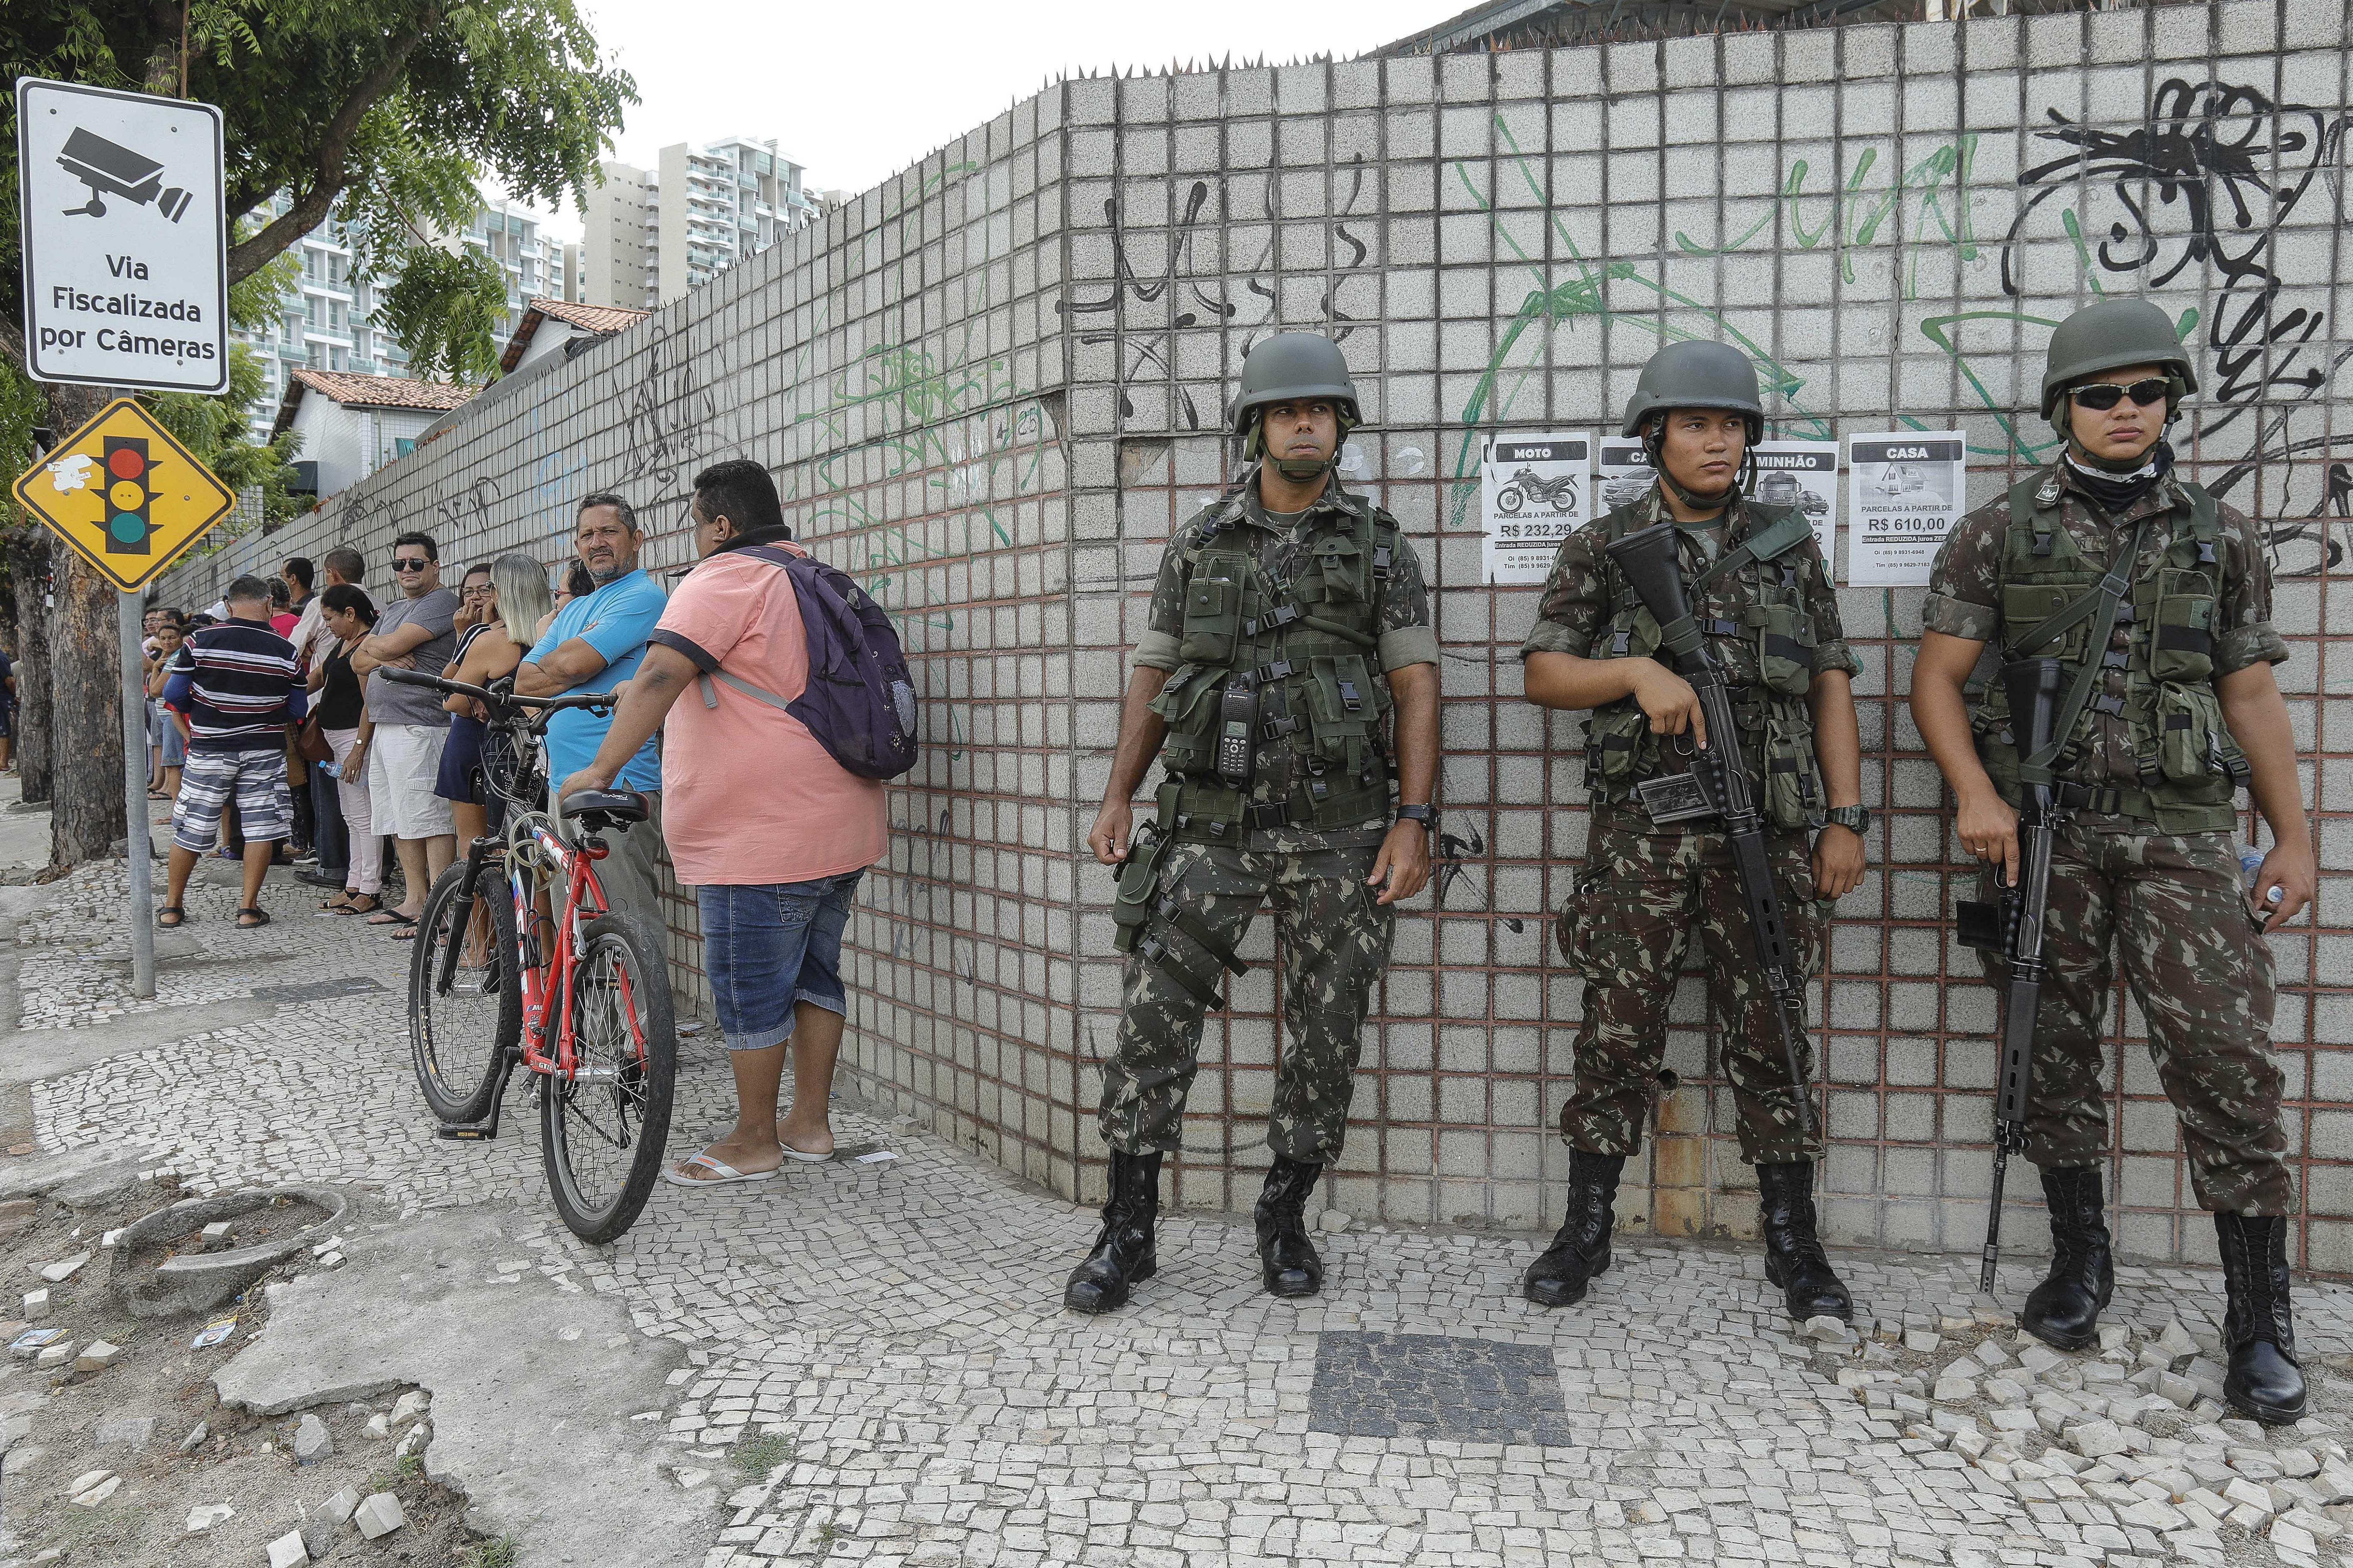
[517,494,668,925]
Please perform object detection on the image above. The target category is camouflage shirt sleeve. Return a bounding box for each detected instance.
[2213,499,2292,675]
[1801,541,1864,678]
[1921,498,2008,642]
[1518,526,1608,660]
[1375,529,1439,673]
[1132,524,1198,672]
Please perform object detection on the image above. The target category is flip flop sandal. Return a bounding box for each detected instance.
[320,893,355,911]
[236,907,271,928]
[389,924,420,941]
[156,906,188,928]
[338,896,382,917]
[663,1152,780,1188]
[365,910,412,927]
[777,1140,834,1163]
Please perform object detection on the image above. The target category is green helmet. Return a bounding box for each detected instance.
[2039,298,2196,434]
[1619,340,1763,440]
[1230,332,1361,438]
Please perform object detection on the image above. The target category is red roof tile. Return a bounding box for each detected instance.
[286,370,474,413]
[499,297,651,373]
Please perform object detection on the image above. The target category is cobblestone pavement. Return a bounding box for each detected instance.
[17,858,2353,1567]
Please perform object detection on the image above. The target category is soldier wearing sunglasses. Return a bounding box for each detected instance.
[1909,299,2314,1423]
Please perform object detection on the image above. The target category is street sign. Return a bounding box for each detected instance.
[15,77,228,395]
[12,398,236,592]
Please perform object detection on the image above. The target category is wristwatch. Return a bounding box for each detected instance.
[1823,805,1873,834]
[1396,804,1436,831]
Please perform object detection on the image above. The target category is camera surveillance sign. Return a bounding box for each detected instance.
[16,78,228,395]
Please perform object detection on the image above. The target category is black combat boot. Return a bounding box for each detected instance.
[1757,1161,1853,1322]
[1523,1150,1623,1308]
[1063,1150,1162,1314]
[2215,1211,2307,1424]
[1254,1155,1325,1298]
[2021,1166,2112,1351]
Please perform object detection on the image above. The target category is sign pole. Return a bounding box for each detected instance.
[118,590,157,999]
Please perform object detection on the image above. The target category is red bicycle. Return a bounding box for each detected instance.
[383,668,677,1242]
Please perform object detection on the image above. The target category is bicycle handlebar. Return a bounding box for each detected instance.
[380,666,613,715]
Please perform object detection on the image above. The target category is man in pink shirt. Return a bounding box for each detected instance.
[562,459,886,1186]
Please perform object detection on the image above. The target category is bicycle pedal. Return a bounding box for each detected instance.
[434,1120,500,1142]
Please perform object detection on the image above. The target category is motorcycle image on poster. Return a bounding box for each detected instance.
[1482,433,1593,584]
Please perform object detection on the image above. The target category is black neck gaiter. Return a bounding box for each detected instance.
[2065,439,2174,515]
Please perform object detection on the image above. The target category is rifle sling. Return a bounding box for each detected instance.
[2011,518,2152,790]
[1688,507,1814,598]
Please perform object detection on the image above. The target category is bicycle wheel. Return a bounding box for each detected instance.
[542,911,677,1242]
[411,860,521,1123]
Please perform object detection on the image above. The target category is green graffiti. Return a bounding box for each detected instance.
[1672,137,1981,293]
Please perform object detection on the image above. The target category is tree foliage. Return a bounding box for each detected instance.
[377,244,512,385]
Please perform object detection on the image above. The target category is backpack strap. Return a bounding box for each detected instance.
[693,545,803,713]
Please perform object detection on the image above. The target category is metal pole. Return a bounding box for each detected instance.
[119,591,156,1000]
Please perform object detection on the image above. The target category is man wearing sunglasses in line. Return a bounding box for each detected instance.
[1910,299,2314,1424]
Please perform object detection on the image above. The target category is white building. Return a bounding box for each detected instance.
[583,136,818,309]
[273,370,472,500]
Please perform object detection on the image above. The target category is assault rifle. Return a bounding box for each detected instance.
[1955,657,2069,1293]
[1603,522,1814,1139]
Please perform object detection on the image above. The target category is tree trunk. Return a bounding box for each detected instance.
[9,531,53,804]
[50,550,126,866]
[41,381,126,868]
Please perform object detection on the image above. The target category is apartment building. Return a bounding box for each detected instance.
[582,136,818,309]
[229,195,415,442]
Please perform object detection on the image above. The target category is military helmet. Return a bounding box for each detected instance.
[2039,298,2196,423]
[1620,340,1764,439]
[1230,332,1361,437]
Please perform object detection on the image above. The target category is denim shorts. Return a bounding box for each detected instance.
[696,870,863,1052]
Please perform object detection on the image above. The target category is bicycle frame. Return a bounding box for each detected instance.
[499,809,649,1086]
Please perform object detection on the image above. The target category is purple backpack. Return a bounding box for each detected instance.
[696,544,919,780]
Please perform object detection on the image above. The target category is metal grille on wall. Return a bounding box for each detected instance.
[153,0,2353,1273]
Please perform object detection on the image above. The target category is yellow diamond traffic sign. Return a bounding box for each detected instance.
[11,397,236,592]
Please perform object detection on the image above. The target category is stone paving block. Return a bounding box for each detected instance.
[356,1491,406,1539]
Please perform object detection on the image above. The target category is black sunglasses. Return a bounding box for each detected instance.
[392,557,430,571]
[2068,377,2170,411]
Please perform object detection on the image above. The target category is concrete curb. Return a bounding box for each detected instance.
[107,1185,350,1319]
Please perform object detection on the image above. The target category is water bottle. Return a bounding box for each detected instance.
[2239,843,2284,905]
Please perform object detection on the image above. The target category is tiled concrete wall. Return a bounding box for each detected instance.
[160,0,2353,1272]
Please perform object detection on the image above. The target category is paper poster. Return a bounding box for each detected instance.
[1481,432,1593,584]
[1750,440,1840,567]
[1846,433,1966,586]
[1595,439,1657,515]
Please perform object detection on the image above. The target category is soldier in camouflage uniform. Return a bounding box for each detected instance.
[1064,332,1440,1314]
[1911,297,2315,1423]
[1520,341,1870,1320]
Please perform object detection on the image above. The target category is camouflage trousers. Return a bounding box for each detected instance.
[1973,825,2289,1215]
[1098,837,1393,1162]
[1556,810,1825,1166]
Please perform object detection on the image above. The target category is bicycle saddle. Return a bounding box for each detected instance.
[559,788,649,824]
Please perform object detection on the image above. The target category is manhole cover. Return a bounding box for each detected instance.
[1307,1331,1575,1445]
[251,977,384,1003]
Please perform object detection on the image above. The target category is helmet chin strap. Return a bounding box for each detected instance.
[1247,412,1349,487]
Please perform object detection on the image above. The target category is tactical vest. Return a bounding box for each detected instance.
[1148,489,1399,839]
[1972,469,2248,833]
[1580,500,1826,832]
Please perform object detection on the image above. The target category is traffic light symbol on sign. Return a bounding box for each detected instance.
[103,436,159,553]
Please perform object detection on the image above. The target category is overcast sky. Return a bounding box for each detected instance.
[515,0,1441,236]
